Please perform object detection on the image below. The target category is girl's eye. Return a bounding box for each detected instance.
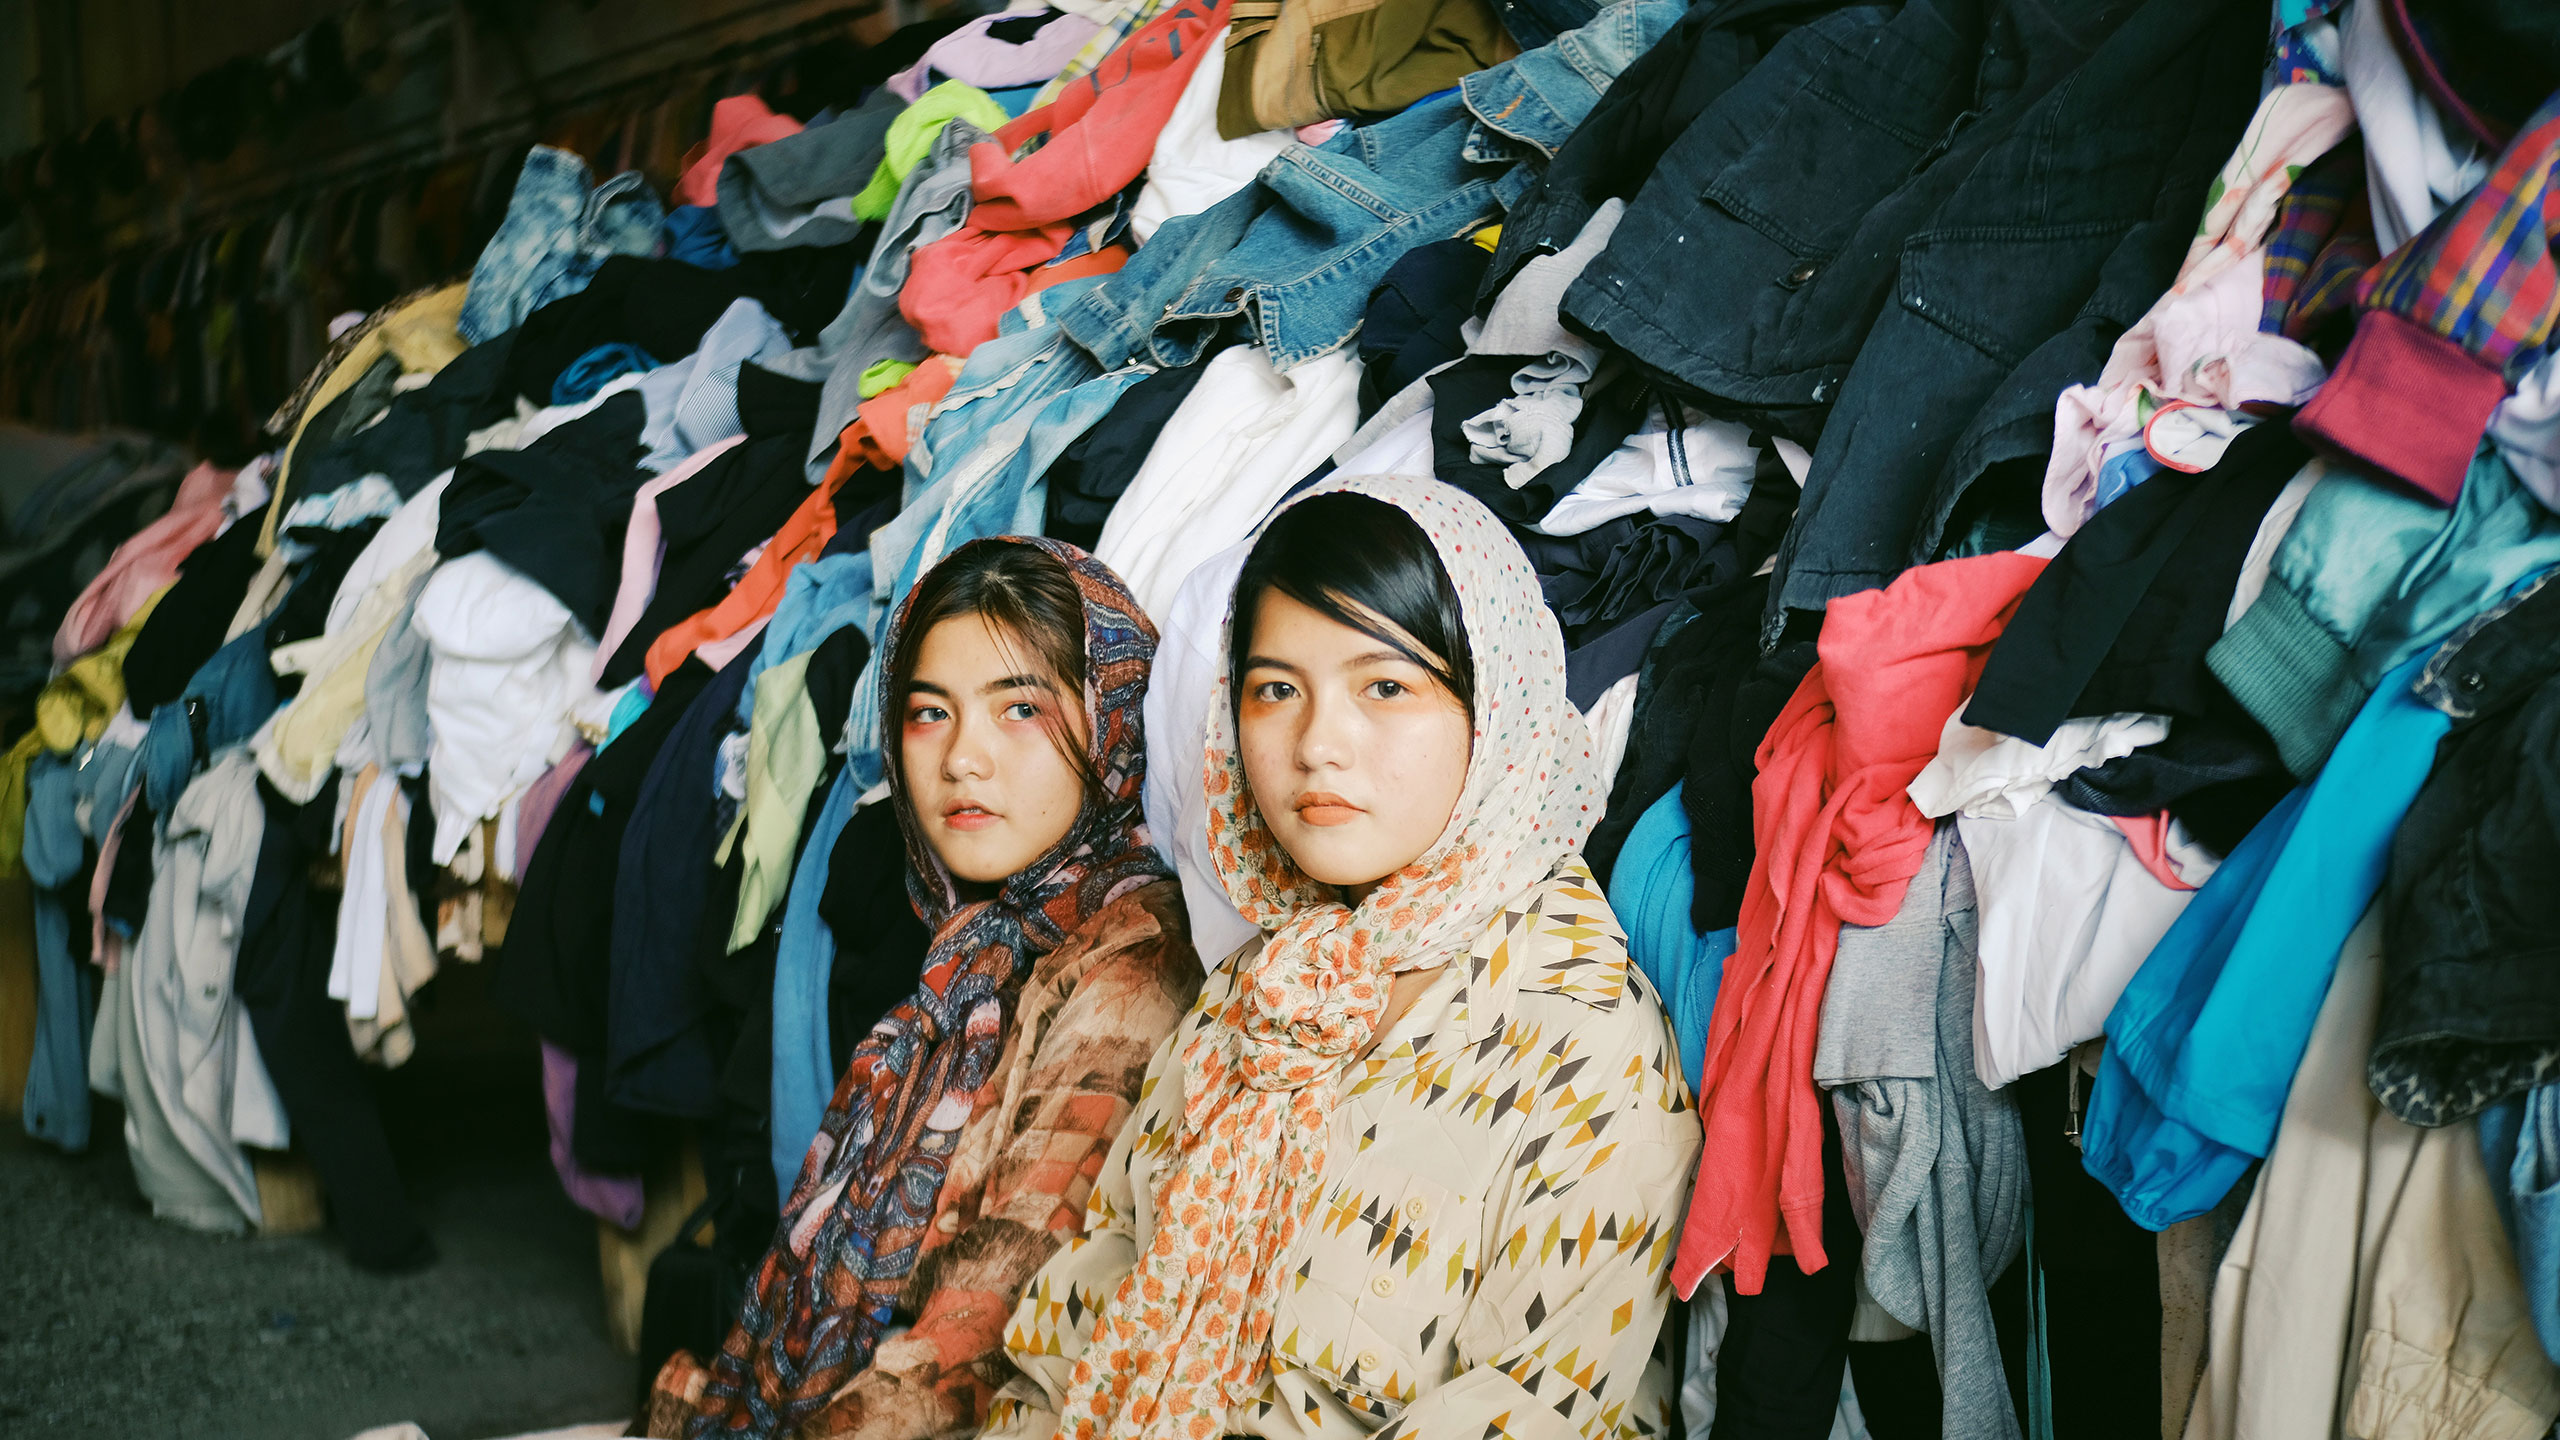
[1368,679,1407,700]
[909,705,948,725]
[1251,680,1296,703]
[1004,701,1043,721]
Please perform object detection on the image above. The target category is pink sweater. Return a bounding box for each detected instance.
[54,462,235,667]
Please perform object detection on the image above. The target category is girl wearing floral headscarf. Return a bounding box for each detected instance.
[651,538,1201,1440]
[987,475,1700,1440]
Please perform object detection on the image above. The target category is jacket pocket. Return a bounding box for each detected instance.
[1693,20,1942,268]
[1896,221,2140,369]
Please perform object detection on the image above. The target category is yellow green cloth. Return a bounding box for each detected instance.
[852,82,1012,222]
[0,592,165,878]
[726,653,828,952]
[857,359,921,400]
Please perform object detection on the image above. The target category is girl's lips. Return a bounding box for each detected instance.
[1295,794,1364,828]
[942,806,1001,832]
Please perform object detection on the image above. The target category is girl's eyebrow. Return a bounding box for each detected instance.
[981,674,1057,695]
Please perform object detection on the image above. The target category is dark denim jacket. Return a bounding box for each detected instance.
[1557,0,2260,636]
[2373,567,2560,1129]
[1485,0,1865,300]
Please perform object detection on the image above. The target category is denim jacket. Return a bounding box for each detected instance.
[1461,0,1690,162]
[1559,0,2261,638]
[1053,0,1680,373]
[2375,567,2560,1129]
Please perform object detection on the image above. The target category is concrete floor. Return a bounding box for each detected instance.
[0,964,636,1440]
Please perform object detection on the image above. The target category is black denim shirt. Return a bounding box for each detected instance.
[1556,0,2260,640]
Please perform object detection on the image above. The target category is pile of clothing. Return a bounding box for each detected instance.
[9,0,2560,1434]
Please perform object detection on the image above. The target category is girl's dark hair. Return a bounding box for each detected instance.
[1229,492,1474,715]
[890,540,1100,791]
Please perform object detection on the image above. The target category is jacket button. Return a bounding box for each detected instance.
[1371,1274,1397,1297]
[1224,286,1247,304]
[2457,670,2486,693]
[1784,260,1820,286]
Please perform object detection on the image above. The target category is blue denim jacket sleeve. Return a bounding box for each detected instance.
[1462,0,1690,160]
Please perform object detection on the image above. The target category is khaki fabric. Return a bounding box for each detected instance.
[1217,0,1517,137]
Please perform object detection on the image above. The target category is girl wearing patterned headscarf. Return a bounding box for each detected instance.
[987,475,1700,1440]
[650,538,1201,1440]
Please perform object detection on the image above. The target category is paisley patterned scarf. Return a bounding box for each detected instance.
[1054,474,1605,1439]
[688,538,1169,1439]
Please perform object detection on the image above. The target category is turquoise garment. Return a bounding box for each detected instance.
[2212,449,2560,775]
[2082,653,2443,1230]
[602,682,653,747]
[1605,784,1734,1095]
[769,764,860,1197]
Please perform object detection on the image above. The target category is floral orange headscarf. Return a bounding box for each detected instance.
[1055,473,1605,1439]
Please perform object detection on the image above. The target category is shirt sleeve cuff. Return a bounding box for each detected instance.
[2294,308,2507,505]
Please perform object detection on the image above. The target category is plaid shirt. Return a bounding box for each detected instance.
[2261,135,2376,348]
[2359,89,2560,382]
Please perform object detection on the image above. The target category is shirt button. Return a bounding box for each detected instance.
[1371,1274,1397,1298]
[2457,670,2487,693]
[1357,1350,1381,1372]
[1784,260,1820,286]
[936,1210,964,1235]
[1402,1197,1428,1222]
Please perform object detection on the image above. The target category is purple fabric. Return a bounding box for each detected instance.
[884,10,1105,101]
[542,1040,647,1230]
[514,744,594,883]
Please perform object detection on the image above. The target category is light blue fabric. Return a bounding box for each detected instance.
[2478,1083,2560,1366]
[1053,92,1500,372]
[1604,784,1733,1095]
[770,764,862,1197]
[280,474,405,534]
[459,146,665,345]
[632,298,792,472]
[21,754,95,1151]
[2082,653,2444,1231]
